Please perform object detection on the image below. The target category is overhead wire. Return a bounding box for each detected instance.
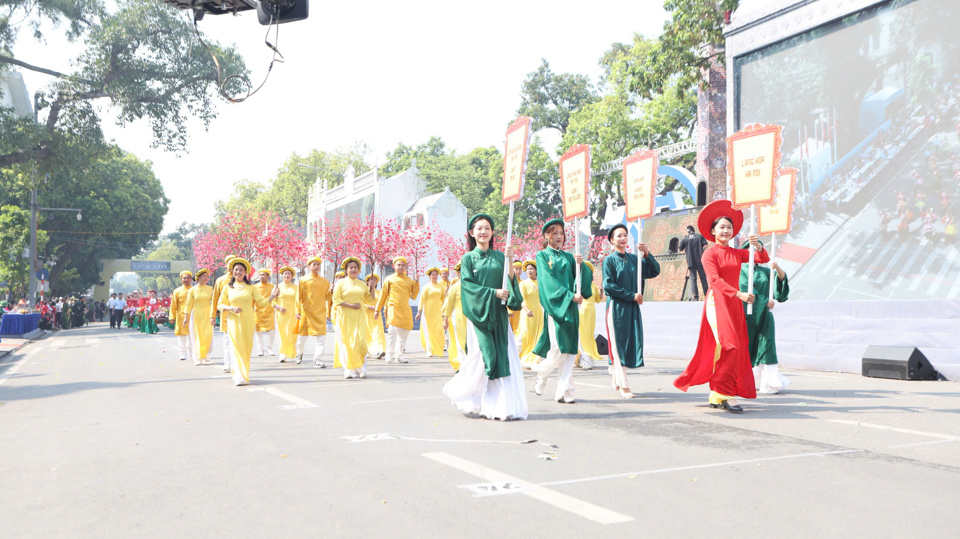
[191,1,285,104]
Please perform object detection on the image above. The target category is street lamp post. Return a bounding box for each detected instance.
[27,188,81,308]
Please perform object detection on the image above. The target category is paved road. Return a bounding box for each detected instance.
[2,323,959,537]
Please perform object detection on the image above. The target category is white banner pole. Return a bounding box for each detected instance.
[574,217,581,293]
[747,204,757,315]
[637,220,644,296]
[769,232,777,302]
[501,201,515,305]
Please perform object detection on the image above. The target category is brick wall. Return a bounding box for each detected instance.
[696,46,728,202]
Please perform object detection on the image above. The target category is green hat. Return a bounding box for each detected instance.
[542,218,565,235]
[468,213,494,230]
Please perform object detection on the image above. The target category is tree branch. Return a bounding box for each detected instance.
[0,54,70,78]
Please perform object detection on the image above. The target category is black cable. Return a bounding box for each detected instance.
[191,2,284,104]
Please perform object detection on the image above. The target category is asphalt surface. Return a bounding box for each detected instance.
[1,323,958,537]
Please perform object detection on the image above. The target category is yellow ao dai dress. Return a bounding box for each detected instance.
[186,284,213,361]
[333,277,371,374]
[273,282,298,359]
[218,282,271,384]
[419,281,445,357]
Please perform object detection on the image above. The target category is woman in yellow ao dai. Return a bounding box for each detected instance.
[333,258,371,379]
[185,268,214,365]
[517,260,545,369]
[417,267,446,357]
[364,274,386,358]
[577,262,604,369]
[272,266,298,361]
[442,265,467,371]
[218,259,277,386]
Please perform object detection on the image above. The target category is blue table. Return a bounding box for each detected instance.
[0,313,42,336]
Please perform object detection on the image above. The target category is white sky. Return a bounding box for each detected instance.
[14,1,667,232]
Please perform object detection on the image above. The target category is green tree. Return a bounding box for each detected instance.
[0,146,170,297]
[619,0,739,99]
[0,205,48,299]
[517,59,599,136]
[216,144,371,230]
[0,0,248,169]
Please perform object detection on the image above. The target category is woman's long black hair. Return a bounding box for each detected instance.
[466,216,497,251]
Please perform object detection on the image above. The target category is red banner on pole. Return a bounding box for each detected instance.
[759,167,798,235]
[622,149,659,221]
[727,123,784,210]
[559,144,591,221]
[501,116,533,204]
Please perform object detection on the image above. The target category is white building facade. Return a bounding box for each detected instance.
[306,164,468,287]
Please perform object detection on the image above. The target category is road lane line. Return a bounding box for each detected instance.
[830,419,959,440]
[889,439,960,449]
[467,449,863,497]
[248,387,320,408]
[423,451,633,525]
[0,348,38,387]
[349,396,444,405]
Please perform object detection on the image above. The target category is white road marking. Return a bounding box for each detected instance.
[830,420,959,441]
[0,347,38,387]
[423,451,633,525]
[469,449,863,497]
[875,241,910,283]
[889,439,960,449]
[908,247,941,292]
[577,382,612,389]
[926,247,958,296]
[349,395,444,405]
[891,242,927,287]
[85,338,101,346]
[248,387,320,409]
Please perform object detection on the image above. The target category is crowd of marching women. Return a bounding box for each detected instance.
[129,201,789,419]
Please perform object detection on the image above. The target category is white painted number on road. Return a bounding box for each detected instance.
[340,433,396,443]
[462,482,527,496]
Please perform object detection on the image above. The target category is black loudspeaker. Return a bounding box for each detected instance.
[862,346,939,380]
[596,335,609,356]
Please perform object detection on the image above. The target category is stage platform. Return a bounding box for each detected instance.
[631,299,960,381]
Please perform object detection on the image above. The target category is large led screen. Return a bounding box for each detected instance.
[736,0,959,300]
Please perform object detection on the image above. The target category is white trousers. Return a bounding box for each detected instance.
[578,344,597,368]
[535,315,576,401]
[385,326,410,361]
[177,334,193,360]
[255,330,275,354]
[296,335,326,362]
[606,306,630,389]
[221,331,234,370]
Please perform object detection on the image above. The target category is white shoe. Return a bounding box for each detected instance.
[359,371,367,379]
[295,354,303,365]
[194,360,201,366]
[398,358,408,364]
[234,379,248,386]
[344,372,357,379]
[278,357,286,363]
[558,396,576,404]
[178,356,186,361]
[257,351,263,357]
[222,366,230,373]
[201,360,213,366]
[314,361,326,369]
[534,378,546,396]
